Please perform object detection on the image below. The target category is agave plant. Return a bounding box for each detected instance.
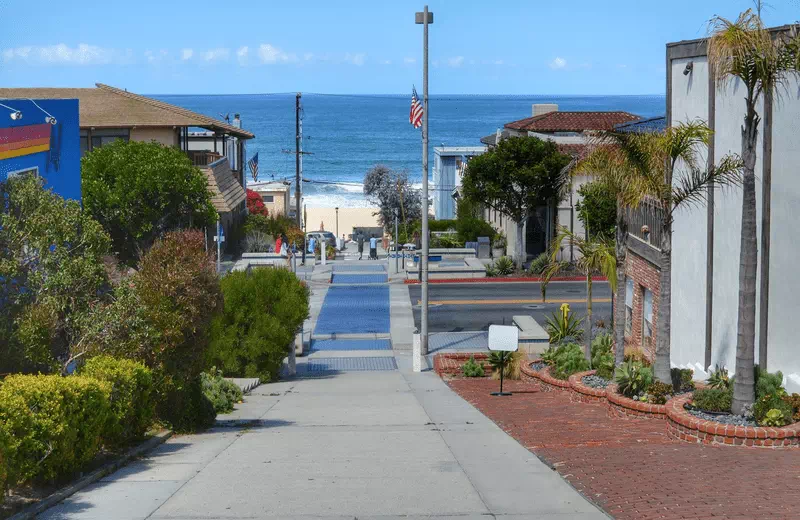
[488,350,524,380]
[615,360,653,398]
[495,256,515,276]
[545,306,584,344]
[706,365,732,391]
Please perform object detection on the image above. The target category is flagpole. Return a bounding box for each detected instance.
[416,6,433,357]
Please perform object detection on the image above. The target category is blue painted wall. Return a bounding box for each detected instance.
[0,99,81,200]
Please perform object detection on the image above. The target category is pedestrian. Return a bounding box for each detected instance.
[275,235,283,255]
[308,235,316,257]
[369,235,377,260]
[357,233,365,260]
[280,233,289,256]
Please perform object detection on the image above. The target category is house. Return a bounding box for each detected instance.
[625,27,800,392]
[0,98,81,200]
[0,84,255,249]
[248,180,292,216]
[432,146,487,220]
[480,105,640,261]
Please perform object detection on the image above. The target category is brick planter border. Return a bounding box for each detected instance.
[606,383,667,420]
[433,352,491,377]
[520,360,544,383]
[666,394,800,448]
[536,366,572,393]
[568,370,607,403]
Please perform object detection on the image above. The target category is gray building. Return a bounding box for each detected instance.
[432,146,486,220]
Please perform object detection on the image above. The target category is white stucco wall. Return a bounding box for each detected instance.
[764,76,800,389]
[669,57,710,373]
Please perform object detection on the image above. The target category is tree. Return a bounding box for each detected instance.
[462,137,572,268]
[575,181,617,239]
[0,175,111,373]
[363,165,422,235]
[542,228,617,361]
[708,10,800,413]
[82,140,218,265]
[246,189,269,216]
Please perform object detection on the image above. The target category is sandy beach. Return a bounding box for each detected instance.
[304,206,383,238]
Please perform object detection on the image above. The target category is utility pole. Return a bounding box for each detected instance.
[415,5,433,355]
[295,93,302,229]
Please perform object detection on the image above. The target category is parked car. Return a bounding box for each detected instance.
[307,231,337,248]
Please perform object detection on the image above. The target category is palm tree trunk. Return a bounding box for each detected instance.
[586,274,593,363]
[613,198,628,366]
[515,219,525,270]
[732,100,759,415]
[654,215,672,384]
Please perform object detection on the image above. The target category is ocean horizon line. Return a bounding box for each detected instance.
[151,92,667,99]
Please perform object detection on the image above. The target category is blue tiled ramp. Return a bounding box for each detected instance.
[331,273,388,284]
[315,285,390,334]
[305,357,397,373]
[311,339,392,351]
[333,264,385,272]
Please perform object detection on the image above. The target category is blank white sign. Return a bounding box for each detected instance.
[488,325,519,352]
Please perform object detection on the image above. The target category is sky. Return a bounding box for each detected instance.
[0,0,798,95]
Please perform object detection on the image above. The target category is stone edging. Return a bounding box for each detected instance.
[9,430,173,520]
[606,383,667,420]
[666,394,800,448]
[536,366,572,393]
[520,360,543,383]
[568,370,607,403]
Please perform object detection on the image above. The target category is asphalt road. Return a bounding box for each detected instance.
[408,281,612,332]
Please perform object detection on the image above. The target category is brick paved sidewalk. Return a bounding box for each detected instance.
[448,378,800,520]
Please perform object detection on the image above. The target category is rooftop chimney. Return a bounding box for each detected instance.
[532,104,558,117]
[232,114,241,128]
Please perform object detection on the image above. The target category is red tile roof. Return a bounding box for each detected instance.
[505,111,640,133]
[557,143,588,159]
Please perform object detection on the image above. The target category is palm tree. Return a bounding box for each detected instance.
[707,10,800,413]
[541,228,617,361]
[637,122,742,384]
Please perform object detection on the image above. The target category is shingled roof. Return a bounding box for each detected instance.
[0,83,254,139]
[205,158,246,214]
[505,111,640,133]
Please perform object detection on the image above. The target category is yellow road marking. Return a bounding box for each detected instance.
[417,298,611,305]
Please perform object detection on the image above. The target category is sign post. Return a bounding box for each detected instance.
[214,219,225,274]
[488,324,518,397]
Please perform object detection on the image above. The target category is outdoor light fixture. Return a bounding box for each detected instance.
[683,61,694,76]
[1,102,22,121]
[28,99,57,125]
[45,116,57,125]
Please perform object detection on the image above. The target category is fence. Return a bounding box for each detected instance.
[626,199,664,247]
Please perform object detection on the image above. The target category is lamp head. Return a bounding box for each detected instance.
[683,62,694,76]
[10,111,22,121]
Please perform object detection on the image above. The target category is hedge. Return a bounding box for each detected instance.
[80,356,155,447]
[0,374,110,486]
[0,427,7,503]
[200,370,243,414]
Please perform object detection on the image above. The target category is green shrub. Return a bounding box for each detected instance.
[692,387,732,413]
[755,366,785,400]
[782,393,800,422]
[200,370,243,414]
[545,309,584,344]
[0,375,110,486]
[488,350,525,380]
[79,356,154,447]
[160,377,216,433]
[706,365,732,391]
[762,409,787,427]
[461,356,485,377]
[647,381,674,405]
[753,393,792,426]
[550,343,589,380]
[528,253,549,275]
[0,427,8,502]
[590,333,614,379]
[615,361,653,398]
[207,268,309,383]
[671,368,695,393]
[494,256,514,276]
[541,344,557,365]
[485,263,499,277]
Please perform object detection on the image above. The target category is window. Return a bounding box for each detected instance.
[625,278,634,335]
[3,166,39,181]
[643,288,654,340]
[261,195,274,203]
[81,128,130,156]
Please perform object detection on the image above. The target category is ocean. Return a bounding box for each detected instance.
[154,94,666,208]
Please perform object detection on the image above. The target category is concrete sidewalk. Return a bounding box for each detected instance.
[39,365,606,520]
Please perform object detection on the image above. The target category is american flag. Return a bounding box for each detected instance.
[409,86,423,129]
[248,153,259,182]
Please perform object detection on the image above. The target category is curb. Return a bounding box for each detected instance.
[9,430,173,520]
[404,276,608,284]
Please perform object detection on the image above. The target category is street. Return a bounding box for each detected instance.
[408,281,612,332]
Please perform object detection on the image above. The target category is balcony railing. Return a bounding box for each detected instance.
[187,150,224,168]
[626,199,664,248]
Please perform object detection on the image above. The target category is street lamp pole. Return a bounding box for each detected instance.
[415,5,433,356]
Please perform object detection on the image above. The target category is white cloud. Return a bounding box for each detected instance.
[181,48,193,60]
[203,48,230,62]
[447,56,465,68]
[258,43,295,64]
[304,52,314,61]
[237,46,249,64]
[403,57,416,64]
[344,52,366,66]
[2,43,119,65]
[145,49,169,64]
[380,59,392,65]
[549,57,567,70]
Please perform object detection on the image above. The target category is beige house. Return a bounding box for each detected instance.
[248,180,292,216]
[0,83,255,249]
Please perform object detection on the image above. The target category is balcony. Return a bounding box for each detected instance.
[625,199,664,248]
[188,150,224,168]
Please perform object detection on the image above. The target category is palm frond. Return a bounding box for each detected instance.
[671,153,743,211]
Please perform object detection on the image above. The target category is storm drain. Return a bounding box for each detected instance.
[310,339,392,351]
[303,357,398,373]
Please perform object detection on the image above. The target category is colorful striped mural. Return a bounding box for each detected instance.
[0,123,51,160]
